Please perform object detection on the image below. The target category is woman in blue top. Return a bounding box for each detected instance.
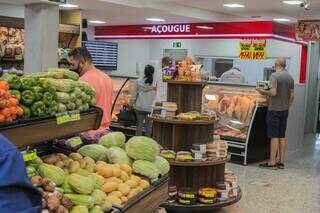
[0,134,42,213]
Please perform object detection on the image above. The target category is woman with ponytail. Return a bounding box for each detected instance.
[129,65,156,136]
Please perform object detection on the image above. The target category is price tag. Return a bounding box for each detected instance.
[23,151,38,162]
[56,112,71,125]
[69,110,81,122]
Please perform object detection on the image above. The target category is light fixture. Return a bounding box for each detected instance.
[89,20,106,24]
[146,18,166,22]
[273,18,291,22]
[59,3,79,8]
[283,0,303,5]
[196,26,214,30]
[223,3,245,8]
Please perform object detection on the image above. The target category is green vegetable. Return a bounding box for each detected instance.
[99,132,126,149]
[42,92,53,106]
[46,68,80,80]
[40,78,76,93]
[68,173,95,195]
[74,87,83,98]
[107,146,132,166]
[50,100,59,115]
[26,166,38,178]
[31,101,47,117]
[70,205,89,213]
[0,73,21,89]
[154,156,170,176]
[132,160,159,180]
[31,86,43,101]
[55,92,70,104]
[64,194,94,208]
[69,137,83,148]
[9,90,21,101]
[126,136,160,161]
[58,103,67,113]
[82,103,90,111]
[56,187,64,194]
[90,98,96,106]
[21,90,35,106]
[76,81,95,96]
[26,157,43,169]
[89,174,104,190]
[21,76,39,90]
[76,99,83,108]
[40,80,57,94]
[91,189,107,205]
[62,176,75,194]
[20,105,31,118]
[99,200,112,212]
[89,206,104,213]
[67,102,76,111]
[77,169,91,177]
[78,144,109,162]
[38,163,66,186]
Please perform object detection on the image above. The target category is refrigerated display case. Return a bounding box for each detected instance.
[203,82,269,165]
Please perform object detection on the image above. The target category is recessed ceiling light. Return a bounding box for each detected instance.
[146,18,166,22]
[59,3,79,8]
[223,3,245,8]
[283,0,303,5]
[89,20,106,24]
[196,26,214,30]
[273,18,291,22]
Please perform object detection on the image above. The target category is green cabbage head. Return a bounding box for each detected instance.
[98,132,126,148]
[154,156,170,176]
[125,136,160,161]
[132,160,159,180]
[107,146,132,166]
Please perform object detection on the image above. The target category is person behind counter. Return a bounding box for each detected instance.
[220,65,246,84]
[154,56,172,102]
[130,65,156,137]
[0,134,42,213]
[68,47,114,138]
[257,57,294,170]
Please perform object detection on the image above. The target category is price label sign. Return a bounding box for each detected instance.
[23,151,38,162]
[56,112,71,125]
[69,110,81,122]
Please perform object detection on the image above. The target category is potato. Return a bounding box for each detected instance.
[112,168,121,178]
[69,153,82,161]
[108,191,122,198]
[68,161,80,173]
[130,175,141,184]
[107,195,122,206]
[85,164,95,173]
[127,189,138,199]
[140,180,150,189]
[56,153,69,160]
[78,159,87,169]
[98,165,113,178]
[120,171,129,182]
[121,196,128,203]
[102,182,119,193]
[118,183,131,196]
[125,179,138,188]
[62,159,73,167]
[137,186,144,193]
[43,155,58,164]
[120,164,132,175]
[63,168,69,175]
[83,156,95,165]
[55,161,64,169]
[96,161,108,166]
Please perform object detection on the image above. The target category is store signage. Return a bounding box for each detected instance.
[173,42,182,48]
[239,39,267,60]
[22,150,38,162]
[56,110,80,125]
[296,20,320,41]
[150,24,191,34]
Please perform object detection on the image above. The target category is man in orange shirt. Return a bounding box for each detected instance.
[68,47,113,137]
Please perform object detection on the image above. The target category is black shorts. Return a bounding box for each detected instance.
[267,110,289,138]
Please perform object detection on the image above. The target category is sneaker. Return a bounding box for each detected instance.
[259,162,277,170]
[277,163,285,169]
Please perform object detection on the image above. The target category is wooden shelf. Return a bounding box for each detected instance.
[151,117,215,125]
[164,80,207,85]
[169,155,230,167]
[161,186,242,212]
[0,107,103,148]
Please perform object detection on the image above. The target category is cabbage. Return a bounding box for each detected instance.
[107,146,132,166]
[98,132,126,148]
[154,156,170,176]
[125,136,160,161]
[132,160,159,180]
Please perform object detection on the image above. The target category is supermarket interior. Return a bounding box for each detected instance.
[0,0,319,213]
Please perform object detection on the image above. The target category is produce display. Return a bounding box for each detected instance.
[25,132,170,212]
[0,68,96,119]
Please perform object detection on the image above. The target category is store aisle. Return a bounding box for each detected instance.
[219,134,320,213]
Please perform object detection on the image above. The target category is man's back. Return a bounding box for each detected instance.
[269,71,294,111]
[81,68,114,134]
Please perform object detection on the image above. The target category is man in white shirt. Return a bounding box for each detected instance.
[220,65,246,84]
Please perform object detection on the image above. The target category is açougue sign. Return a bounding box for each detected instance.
[150,24,191,34]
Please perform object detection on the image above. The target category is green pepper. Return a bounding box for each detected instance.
[9,90,21,101]
[31,86,43,101]
[82,103,89,111]
[20,104,31,118]
[26,166,38,178]
[21,76,39,90]
[21,90,35,106]
[0,73,21,89]
[74,87,82,98]
[41,80,57,94]
[90,97,96,106]
[42,92,53,107]
[67,102,76,111]
[31,101,47,117]
[58,103,67,113]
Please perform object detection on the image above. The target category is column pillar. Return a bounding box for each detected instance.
[24,3,59,73]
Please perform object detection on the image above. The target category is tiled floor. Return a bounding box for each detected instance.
[217,134,320,213]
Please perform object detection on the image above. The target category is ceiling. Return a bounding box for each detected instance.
[1,0,320,25]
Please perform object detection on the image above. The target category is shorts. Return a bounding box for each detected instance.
[267,110,289,138]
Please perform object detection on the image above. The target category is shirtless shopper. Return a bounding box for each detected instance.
[257,57,294,169]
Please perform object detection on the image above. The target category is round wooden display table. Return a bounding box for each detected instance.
[165,80,207,114]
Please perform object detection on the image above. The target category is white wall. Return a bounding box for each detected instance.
[0,3,24,18]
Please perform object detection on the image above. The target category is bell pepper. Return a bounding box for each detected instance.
[20,104,31,118]
[67,102,76,111]
[0,73,21,90]
[42,92,53,107]
[49,100,58,115]
[75,99,83,108]
[58,103,67,113]
[31,101,47,117]
[9,90,21,101]
[21,90,35,106]
[21,76,39,90]
[90,97,96,106]
[31,86,43,101]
